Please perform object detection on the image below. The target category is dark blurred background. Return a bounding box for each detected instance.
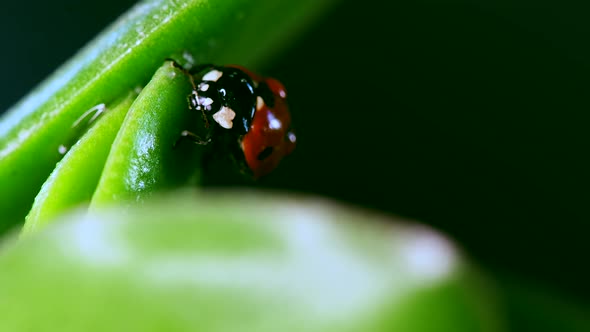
[1,0,589,306]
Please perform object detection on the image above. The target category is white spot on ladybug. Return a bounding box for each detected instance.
[199,83,209,91]
[202,97,214,106]
[256,96,265,111]
[267,112,282,130]
[213,106,236,129]
[269,118,281,130]
[202,69,223,82]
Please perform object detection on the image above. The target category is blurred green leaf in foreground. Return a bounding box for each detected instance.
[0,192,506,332]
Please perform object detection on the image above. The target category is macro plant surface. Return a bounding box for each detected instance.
[0,0,588,331]
[0,0,335,233]
[0,192,506,331]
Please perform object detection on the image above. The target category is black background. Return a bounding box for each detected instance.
[1,0,589,305]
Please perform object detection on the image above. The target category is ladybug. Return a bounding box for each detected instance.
[173,61,296,178]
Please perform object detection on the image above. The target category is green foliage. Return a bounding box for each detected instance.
[22,93,135,233]
[0,192,505,332]
[0,0,335,233]
[1,0,588,330]
[89,62,201,209]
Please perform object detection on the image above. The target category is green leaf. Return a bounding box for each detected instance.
[0,191,505,332]
[0,0,337,233]
[90,62,202,208]
[22,93,135,234]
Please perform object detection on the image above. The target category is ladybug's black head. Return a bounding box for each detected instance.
[194,66,257,135]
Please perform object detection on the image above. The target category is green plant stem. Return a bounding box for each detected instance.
[22,93,136,234]
[90,62,202,209]
[0,0,336,232]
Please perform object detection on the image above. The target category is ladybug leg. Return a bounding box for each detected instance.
[165,59,213,89]
[168,58,211,129]
[173,130,212,149]
[165,58,199,91]
[187,92,211,129]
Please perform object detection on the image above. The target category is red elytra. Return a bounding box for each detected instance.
[240,76,296,178]
[185,63,296,178]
